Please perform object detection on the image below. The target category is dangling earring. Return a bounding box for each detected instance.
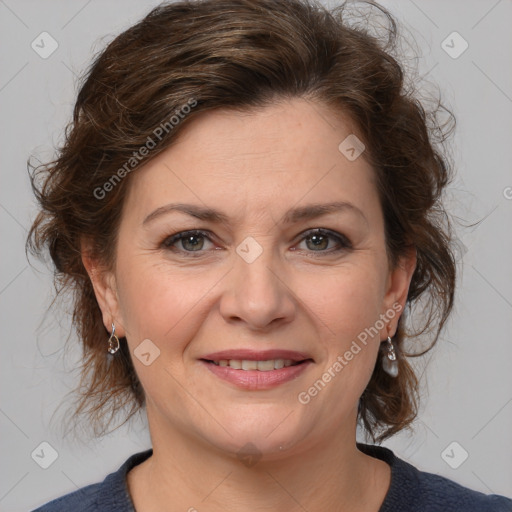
[382,336,398,377]
[107,322,120,355]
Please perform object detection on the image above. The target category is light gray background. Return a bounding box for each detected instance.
[1,1,511,510]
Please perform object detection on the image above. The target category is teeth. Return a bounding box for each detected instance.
[257,360,275,371]
[242,360,258,370]
[212,359,299,370]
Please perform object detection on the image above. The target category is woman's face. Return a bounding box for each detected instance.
[92,98,415,459]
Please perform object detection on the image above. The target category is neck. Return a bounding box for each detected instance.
[127,409,390,512]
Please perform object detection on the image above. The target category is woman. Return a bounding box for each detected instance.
[27,0,512,510]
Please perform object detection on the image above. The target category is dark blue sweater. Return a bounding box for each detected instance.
[32,444,512,511]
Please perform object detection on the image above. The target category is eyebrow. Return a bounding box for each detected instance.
[142,200,368,227]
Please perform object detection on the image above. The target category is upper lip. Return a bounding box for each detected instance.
[201,349,313,362]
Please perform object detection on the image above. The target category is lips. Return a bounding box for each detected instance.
[199,349,314,390]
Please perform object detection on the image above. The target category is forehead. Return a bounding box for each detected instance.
[123,98,379,227]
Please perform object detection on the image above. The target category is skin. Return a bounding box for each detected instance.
[83,97,416,511]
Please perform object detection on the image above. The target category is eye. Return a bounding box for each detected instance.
[160,228,352,257]
[161,230,215,257]
[294,228,352,256]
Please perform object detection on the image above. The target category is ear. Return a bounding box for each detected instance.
[81,238,126,338]
[380,246,417,339]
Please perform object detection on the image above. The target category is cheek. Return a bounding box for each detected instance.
[115,256,216,347]
[300,269,384,410]
[297,263,386,402]
[303,263,385,344]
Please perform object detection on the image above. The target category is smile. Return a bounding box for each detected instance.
[200,357,313,390]
[207,359,303,370]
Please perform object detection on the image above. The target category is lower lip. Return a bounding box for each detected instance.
[201,360,313,390]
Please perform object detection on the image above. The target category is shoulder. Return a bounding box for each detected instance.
[31,449,153,512]
[358,443,512,512]
[414,467,512,511]
[31,482,102,512]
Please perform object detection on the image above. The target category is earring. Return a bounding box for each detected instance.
[382,336,398,377]
[107,322,120,355]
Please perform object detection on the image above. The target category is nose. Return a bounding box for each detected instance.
[219,242,296,331]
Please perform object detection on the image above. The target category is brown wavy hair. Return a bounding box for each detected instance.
[26,0,457,442]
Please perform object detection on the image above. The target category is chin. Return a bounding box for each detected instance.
[201,404,315,461]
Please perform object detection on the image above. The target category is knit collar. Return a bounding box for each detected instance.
[97,443,417,511]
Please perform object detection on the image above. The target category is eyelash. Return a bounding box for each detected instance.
[160,228,352,258]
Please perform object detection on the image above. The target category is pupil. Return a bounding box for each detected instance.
[308,234,327,250]
[184,235,203,251]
